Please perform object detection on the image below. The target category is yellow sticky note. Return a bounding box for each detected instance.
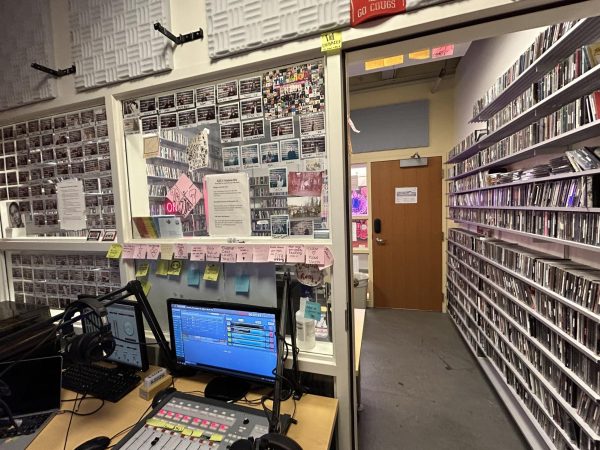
[173,424,185,432]
[156,260,169,276]
[210,434,224,442]
[160,244,174,260]
[136,263,149,278]
[203,264,220,282]
[321,31,342,52]
[364,58,384,71]
[409,49,430,60]
[181,428,193,436]
[163,422,175,430]
[106,244,122,259]
[191,429,203,438]
[167,260,183,276]
[141,280,151,296]
[146,418,162,427]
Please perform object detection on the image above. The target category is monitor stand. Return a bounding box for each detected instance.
[204,376,250,403]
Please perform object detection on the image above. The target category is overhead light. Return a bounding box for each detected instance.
[365,58,385,70]
[432,44,455,58]
[383,54,404,66]
[409,49,430,60]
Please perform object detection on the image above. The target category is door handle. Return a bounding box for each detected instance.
[376,237,386,245]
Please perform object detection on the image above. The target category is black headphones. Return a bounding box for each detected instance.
[230,434,302,450]
[61,298,115,364]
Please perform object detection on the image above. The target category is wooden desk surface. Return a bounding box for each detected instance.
[31,374,338,450]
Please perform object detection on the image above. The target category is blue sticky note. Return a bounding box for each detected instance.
[187,265,200,287]
[235,275,250,294]
[304,301,321,321]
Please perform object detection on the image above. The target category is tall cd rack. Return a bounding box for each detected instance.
[447,18,600,450]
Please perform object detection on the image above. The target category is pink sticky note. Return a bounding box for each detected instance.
[221,246,237,263]
[305,246,325,265]
[286,245,305,263]
[252,246,269,263]
[206,245,221,262]
[166,174,203,218]
[121,244,136,259]
[268,246,287,263]
[323,247,334,267]
[174,243,188,259]
[147,244,160,260]
[236,246,252,263]
[432,44,455,58]
[133,245,147,260]
[190,245,206,261]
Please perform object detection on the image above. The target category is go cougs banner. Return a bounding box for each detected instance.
[351,0,454,26]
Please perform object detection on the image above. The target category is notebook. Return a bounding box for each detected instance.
[0,355,62,450]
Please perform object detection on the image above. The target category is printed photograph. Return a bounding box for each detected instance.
[242,119,264,141]
[299,112,325,136]
[123,118,139,134]
[217,80,239,103]
[260,142,280,165]
[160,113,178,129]
[301,136,326,159]
[197,105,217,123]
[7,201,24,228]
[141,116,158,133]
[288,171,323,196]
[281,139,300,161]
[241,98,263,119]
[269,167,288,193]
[196,85,215,105]
[222,146,241,170]
[239,76,262,99]
[27,120,40,134]
[219,102,240,123]
[178,110,197,128]
[139,98,157,115]
[270,117,295,140]
[15,123,27,137]
[54,133,68,146]
[241,144,259,168]
[287,196,321,219]
[95,107,107,123]
[220,123,241,142]
[176,90,195,109]
[53,116,67,130]
[158,94,176,112]
[290,219,314,237]
[68,129,82,143]
[40,118,52,131]
[83,126,96,140]
[270,215,289,237]
[81,110,95,125]
[304,158,325,172]
[123,99,140,117]
[67,113,81,128]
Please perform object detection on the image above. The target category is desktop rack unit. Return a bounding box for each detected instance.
[446,18,600,450]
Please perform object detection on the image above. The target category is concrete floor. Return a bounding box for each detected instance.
[357,309,530,450]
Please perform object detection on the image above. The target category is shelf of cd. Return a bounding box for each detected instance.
[159,137,188,150]
[449,205,600,213]
[448,296,578,450]
[448,278,597,446]
[447,260,600,400]
[448,306,558,450]
[470,16,600,123]
[451,218,600,253]
[449,167,600,196]
[450,64,600,164]
[448,121,600,181]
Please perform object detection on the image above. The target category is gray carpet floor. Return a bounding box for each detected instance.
[357,309,530,450]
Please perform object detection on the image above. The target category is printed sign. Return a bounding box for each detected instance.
[166,174,203,218]
[351,0,406,26]
[395,187,418,204]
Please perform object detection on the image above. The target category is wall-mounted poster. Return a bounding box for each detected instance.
[223,146,241,171]
[242,119,264,141]
[281,139,300,162]
[239,76,262,99]
[300,112,325,136]
[241,98,263,119]
[260,142,280,165]
[270,117,294,140]
[217,80,239,103]
[219,103,240,123]
[301,136,326,159]
[196,85,216,105]
[241,144,259,168]
[197,105,217,124]
[269,167,288,193]
[220,123,241,143]
[288,172,323,196]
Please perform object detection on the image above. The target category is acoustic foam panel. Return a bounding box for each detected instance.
[0,0,56,112]
[69,0,173,91]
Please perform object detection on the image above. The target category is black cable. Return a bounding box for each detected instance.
[0,398,19,431]
[62,399,105,416]
[63,392,78,450]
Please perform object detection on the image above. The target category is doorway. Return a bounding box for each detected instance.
[371,157,442,310]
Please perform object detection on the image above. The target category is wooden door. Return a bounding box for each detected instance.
[371,157,442,311]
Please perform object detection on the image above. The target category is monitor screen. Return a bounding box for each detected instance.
[83,300,149,371]
[168,300,278,383]
[0,356,62,417]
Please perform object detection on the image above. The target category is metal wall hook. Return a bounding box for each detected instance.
[31,63,76,77]
[153,22,203,45]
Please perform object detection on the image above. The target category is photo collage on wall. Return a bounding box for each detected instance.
[0,105,114,237]
[122,60,329,237]
[10,252,121,309]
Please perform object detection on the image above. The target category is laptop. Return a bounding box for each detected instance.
[0,355,62,450]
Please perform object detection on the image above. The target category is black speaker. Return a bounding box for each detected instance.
[230,433,302,450]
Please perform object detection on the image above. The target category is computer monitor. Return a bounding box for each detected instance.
[167,299,279,401]
[82,300,149,371]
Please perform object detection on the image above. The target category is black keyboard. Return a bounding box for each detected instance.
[0,412,52,438]
[62,364,141,402]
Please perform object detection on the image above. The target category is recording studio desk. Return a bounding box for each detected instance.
[30,373,339,450]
